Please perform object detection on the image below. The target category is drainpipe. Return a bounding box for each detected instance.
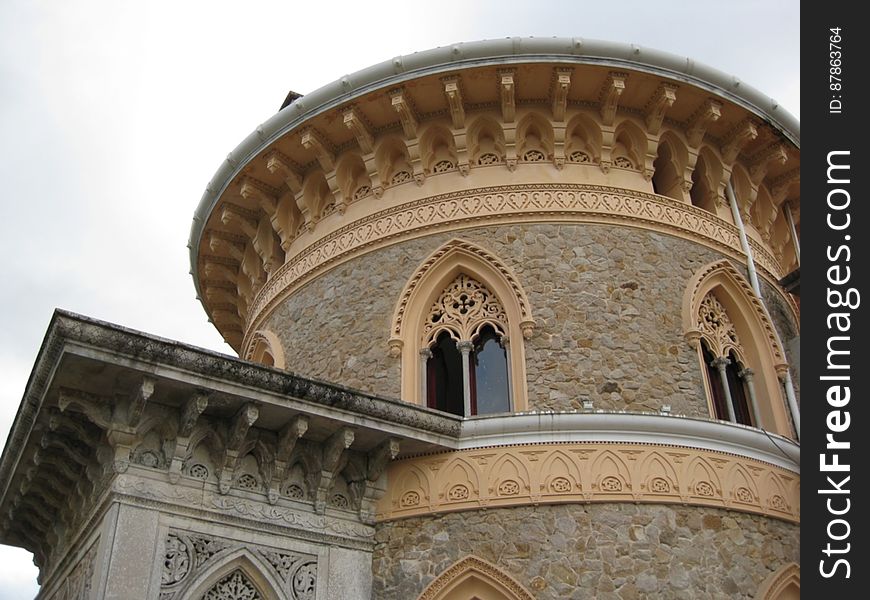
[726,181,800,439]
[784,201,800,267]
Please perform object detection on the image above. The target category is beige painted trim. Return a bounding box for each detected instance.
[389,238,533,410]
[418,556,535,600]
[756,562,800,600]
[376,442,800,524]
[682,260,793,436]
[239,183,792,355]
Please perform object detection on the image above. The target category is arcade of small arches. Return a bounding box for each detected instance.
[194,64,800,351]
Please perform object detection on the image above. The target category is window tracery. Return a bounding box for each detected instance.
[203,570,261,600]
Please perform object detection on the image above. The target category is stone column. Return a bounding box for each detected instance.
[711,356,737,423]
[739,368,764,428]
[501,334,513,408]
[419,348,432,405]
[457,340,474,417]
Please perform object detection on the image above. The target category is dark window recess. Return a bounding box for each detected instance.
[703,342,730,422]
[427,332,464,417]
[725,351,753,426]
[472,325,510,415]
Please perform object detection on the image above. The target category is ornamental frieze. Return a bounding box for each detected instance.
[376,442,799,523]
[241,184,784,354]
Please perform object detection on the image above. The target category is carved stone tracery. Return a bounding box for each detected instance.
[204,570,262,600]
[697,293,743,360]
[423,274,508,345]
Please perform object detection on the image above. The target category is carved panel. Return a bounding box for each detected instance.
[48,540,97,600]
[376,442,799,523]
[160,530,317,600]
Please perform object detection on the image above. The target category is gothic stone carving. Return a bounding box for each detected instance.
[160,531,317,600]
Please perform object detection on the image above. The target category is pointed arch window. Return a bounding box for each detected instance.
[422,274,511,416]
[696,293,761,426]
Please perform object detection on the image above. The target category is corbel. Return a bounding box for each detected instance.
[207,232,246,265]
[123,376,155,429]
[265,150,305,196]
[168,392,210,482]
[203,256,240,284]
[57,388,112,430]
[644,83,678,135]
[251,216,284,275]
[343,107,374,154]
[358,438,400,524]
[204,285,240,308]
[551,68,572,122]
[220,203,259,239]
[40,432,92,470]
[441,76,465,130]
[770,168,800,205]
[48,410,100,447]
[499,69,516,123]
[239,176,281,216]
[314,427,355,514]
[300,128,336,172]
[267,415,309,504]
[599,72,627,126]
[721,119,758,165]
[389,88,418,139]
[749,142,789,185]
[217,403,259,494]
[686,98,722,148]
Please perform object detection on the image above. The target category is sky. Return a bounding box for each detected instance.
[0,1,798,597]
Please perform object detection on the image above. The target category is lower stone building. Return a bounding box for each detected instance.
[0,39,800,599]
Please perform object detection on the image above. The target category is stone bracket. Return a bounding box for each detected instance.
[644,83,677,134]
[314,427,355,513]
[300,128,336,172]
[268,415,310,504]
[551,68,572,122]
[721,119,759,164]
[441,76,466,130]
[217,403,259,493]
[390,88,418,139]
[343,107,375,154]
[686,98,722,148]
[499,69,516,123]
[599,72,627,126]
[358,438,400,524]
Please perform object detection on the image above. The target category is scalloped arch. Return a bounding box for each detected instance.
[755,562,799,600]
[418,556,535,600]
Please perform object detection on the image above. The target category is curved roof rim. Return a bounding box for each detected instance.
[188,37,800,323]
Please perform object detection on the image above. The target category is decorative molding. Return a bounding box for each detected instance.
[418,555,535,600]
[376,442,800,523]
[240,183,788,354]
[159,529,317,600]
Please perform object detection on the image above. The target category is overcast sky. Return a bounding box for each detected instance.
[0,1,798,596]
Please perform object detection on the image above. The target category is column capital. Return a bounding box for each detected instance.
[419,347,433,359]
[457,340,474,353]
[738,368,755,381]
[711,356,731,370]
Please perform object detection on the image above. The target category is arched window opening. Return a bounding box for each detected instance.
[473,325,510,415]
[427,332,464,416]
[696,292,762,427]
[423,274,510,417]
